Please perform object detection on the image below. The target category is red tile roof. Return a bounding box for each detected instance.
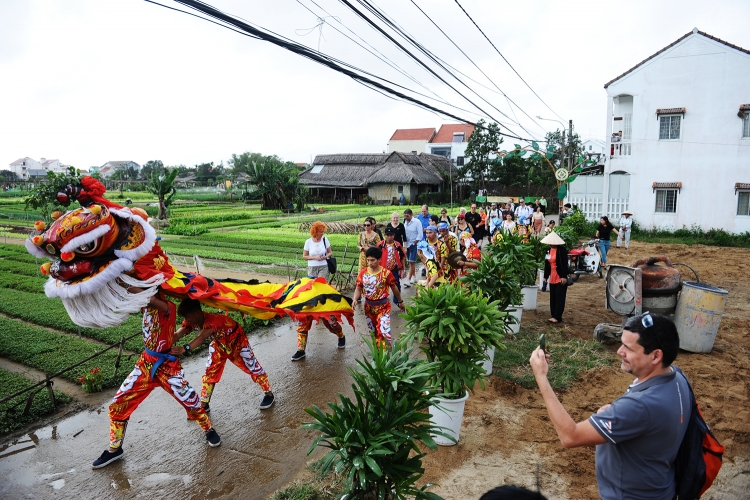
[430,123,474,143]
[604,29,750,89]
[389,128,436,141]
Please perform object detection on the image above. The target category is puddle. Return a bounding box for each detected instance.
[143,472,191,486]
[111,472,131,490]
[48,478,65,490]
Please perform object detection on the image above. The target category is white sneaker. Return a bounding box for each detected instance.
[410,276,417,284]
[403,281,411,288]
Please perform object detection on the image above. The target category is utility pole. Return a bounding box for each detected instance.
[568,119,573,172]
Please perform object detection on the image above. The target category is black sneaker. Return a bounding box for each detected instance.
[202,403,210,414]
[260,392,275,409]
[92,447,124,469]
[291,350,306,361]
[205,428,221,447]
[338,336,346,349]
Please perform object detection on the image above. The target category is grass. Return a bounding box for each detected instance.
[270,458,345,500]
[0,368,72,434]
[632,225,750,248]
[492,325,615,389]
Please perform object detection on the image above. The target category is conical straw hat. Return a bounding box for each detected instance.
[540,232,565,245]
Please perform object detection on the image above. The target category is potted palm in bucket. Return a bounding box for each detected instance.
[402,283,506,445]
[461,244,524,334]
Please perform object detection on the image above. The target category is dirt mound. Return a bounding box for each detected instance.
[421,241,750,499]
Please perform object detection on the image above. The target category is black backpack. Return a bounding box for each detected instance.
[674,368,724,499]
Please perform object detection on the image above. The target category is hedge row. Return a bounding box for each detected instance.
[0,368,72,434]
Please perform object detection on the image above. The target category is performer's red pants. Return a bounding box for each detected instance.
[296,316,344,351]
[364,300,392,348]
[108,357,211,449]
[200,334,270,404]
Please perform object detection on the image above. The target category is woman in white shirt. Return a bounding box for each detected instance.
[304,221,332,280]
[501,213,517,234]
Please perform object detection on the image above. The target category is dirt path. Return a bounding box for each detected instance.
[420,241,750,499]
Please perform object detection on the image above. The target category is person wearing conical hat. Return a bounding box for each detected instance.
[617,210,633,250]
[541,231,571,324]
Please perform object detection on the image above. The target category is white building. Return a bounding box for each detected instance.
[427,123,474,167]
[40,158,65,174]
[388,128,436,155]
[8,157,43,179]
[98,160,141,179]
[570,29,750,233]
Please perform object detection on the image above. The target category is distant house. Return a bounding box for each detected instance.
[99,161,141,179]
[40,158,66,174]
[8,157,43,180]
[299,152,451,204]
[428,123,475,167]
[388,128,436,155]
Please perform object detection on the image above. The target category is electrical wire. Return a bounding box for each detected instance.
[148,0,536,140]
[453,0,564,122]
[407,0,547,137]
[338,0,528,139]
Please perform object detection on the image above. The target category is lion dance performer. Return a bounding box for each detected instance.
[26,177,354,329]
[352,247,405,348]
[25,177,354,466]
[93,288,220,469]
[172,298,276,410]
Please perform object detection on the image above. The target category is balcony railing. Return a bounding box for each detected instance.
[610,140,631,157]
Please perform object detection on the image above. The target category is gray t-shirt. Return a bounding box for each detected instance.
[589,367,691,500]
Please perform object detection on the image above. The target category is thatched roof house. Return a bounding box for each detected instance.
[300,152,451,203]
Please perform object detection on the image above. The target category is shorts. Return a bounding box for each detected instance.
[308,265,329,280]
[406,245,418,263]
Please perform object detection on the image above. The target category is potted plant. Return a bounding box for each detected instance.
[491,234,540,310]
[303,338,446,499]
[401,283,506,445]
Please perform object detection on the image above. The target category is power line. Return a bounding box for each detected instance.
[407,0,547,137]
[346,0,530,139]
[453,0,564,122]
[149,0,535,141]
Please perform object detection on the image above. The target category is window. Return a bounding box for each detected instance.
[431,147,451,157]
[411,150,417,154]
[655,189,678,213]
[397,185,404,194]
[452,132,464,143]
[659,115,681,140]
[738,191,750,216]
[743,114,750,138]
[588,145,592,150]
[456,156,464,166]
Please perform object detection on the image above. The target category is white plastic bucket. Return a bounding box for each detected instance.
[521,285,538,310]
[507,306,523,334]
[481,346,495,375]
[537,269,545,289]
[430,392,470,446]
[674,281,728,353]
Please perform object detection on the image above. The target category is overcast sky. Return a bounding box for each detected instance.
[1,0,748,170]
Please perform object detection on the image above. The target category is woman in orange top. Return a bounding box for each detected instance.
[541,232,570,324]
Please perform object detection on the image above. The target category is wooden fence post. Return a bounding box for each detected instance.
[113,336,125,379]
[45,376,56,408]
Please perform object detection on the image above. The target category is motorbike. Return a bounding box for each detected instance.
[568,238,603,281]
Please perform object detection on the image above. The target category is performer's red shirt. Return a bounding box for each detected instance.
[141,300,176,354]
[356,267,395,302]
[181,312,242,344]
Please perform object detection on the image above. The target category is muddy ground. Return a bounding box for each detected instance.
[417,241,750,499]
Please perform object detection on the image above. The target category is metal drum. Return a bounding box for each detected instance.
[630,256,681,314]
[674,281,728,353]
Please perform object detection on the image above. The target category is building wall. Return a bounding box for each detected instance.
[8,158,43,180]
[427,141,468,164]
[368,183,417,204]
[604,32,750,233]
[388,140,428,154]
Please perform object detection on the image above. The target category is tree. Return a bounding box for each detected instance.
[248,157,306,210]
[141,160,164,180]
[25,167,84,220]
[229,152,267,174]
[0,170,16,182]
[461,119,502,191]
[147,169,178,219]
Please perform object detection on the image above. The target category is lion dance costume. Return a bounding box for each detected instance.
[25,177,354,329]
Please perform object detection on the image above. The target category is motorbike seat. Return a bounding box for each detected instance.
[569,248,588,256]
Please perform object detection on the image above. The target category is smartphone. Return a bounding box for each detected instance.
[539,333,547,353]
